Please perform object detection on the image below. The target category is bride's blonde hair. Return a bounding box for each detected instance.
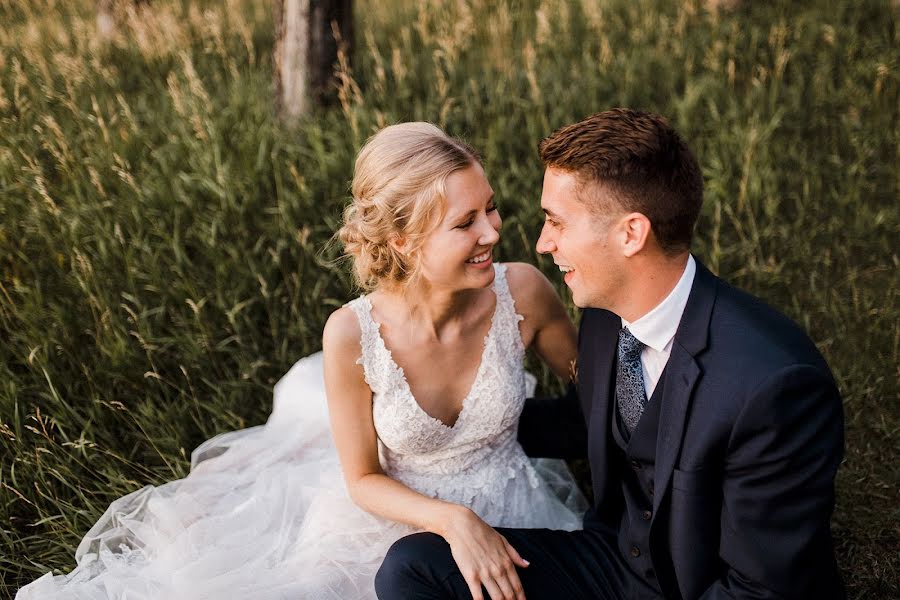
[338,122,480,291]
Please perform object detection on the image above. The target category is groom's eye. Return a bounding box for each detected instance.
[486,203,497,213]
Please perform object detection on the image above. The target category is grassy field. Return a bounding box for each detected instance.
[0,0,897,597]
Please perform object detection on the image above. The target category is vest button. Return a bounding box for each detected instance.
[630,546,641,558]
[642,510,652,521]
[630,459,641,470]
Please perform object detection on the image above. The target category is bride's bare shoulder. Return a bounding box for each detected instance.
[502,262,562,316]
[323,305,363,364]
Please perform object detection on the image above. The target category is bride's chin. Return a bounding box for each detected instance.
[467,267,495,288]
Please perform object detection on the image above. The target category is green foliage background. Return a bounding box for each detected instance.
[0,0,897,597]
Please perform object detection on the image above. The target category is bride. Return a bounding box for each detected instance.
[18,122,587,600]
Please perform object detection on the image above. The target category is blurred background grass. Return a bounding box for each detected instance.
[0,0,897,597]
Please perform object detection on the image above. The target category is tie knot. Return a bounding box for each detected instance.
[618,327,645,362]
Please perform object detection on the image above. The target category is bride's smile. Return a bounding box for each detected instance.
[414,162,502,291]
[465,249,492,265]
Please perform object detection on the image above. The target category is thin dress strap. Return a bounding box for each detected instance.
[491,263,526,358]
[345,295,396,395]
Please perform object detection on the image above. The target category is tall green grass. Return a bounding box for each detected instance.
[1,0,897,597]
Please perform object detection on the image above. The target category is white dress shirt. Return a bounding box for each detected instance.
[621,255,696,398]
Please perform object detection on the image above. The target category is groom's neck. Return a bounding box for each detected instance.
[616,251,690,323]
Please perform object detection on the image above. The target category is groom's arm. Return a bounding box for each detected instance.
[518,382,587,459]
[518,298,590,460]
[507,262,588,459]
[700,364,845,600]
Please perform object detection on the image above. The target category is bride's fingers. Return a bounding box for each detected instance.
[463,571,484,600]
[503,536,530,569]
[501,572,525,600]
[482,575,509,600]
[481,556,523,600]
[504,562,527,600]
[449,522,526,599]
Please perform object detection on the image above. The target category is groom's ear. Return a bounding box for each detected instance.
[621,213,651,257]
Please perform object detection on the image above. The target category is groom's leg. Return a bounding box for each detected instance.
[374,532,466,600]
[375,526,628,600]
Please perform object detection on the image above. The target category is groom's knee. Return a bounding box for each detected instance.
[375,532,454,599]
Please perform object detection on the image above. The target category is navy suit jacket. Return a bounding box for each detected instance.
[519,261,845,599]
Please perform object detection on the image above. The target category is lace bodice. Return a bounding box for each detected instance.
[346,264,542,514]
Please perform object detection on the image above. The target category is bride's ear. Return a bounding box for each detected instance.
[388,234,407,256]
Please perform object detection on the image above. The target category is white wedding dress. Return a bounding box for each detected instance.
[18,263,587,600]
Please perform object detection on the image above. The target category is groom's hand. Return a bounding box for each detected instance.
[440,506,529,600]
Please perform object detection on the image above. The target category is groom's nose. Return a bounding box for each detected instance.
[536,222,555,254]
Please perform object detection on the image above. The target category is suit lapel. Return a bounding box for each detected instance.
[653,346,700,514]
[588,317,618,440]
[583,309,620,502]
[652,260,717,515]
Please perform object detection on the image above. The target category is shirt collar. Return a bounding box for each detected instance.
[621,255,696,352]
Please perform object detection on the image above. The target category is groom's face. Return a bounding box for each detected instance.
[536,167,625,309]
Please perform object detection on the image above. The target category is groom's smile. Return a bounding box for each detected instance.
[557,263,575,286]
[536,167,625,311]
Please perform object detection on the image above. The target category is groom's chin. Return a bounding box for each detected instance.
[569,289,600,310]
[568,290,588,309]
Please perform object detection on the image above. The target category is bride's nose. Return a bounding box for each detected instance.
[477,218,500,246]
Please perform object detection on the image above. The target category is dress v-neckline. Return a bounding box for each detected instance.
[362,286,499,431]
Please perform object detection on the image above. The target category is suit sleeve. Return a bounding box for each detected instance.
[517,382,587,459]
[699,364,845,600]
[517,310,590,459]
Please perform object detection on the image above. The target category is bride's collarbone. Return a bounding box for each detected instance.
[377,323,494,425]
[386,332,486,408]
[365,287,498,422]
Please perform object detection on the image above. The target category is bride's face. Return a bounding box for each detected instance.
[415,163,501,291]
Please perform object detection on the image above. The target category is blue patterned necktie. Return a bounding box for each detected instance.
[616,327,647,433]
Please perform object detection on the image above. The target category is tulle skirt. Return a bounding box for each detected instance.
[17,353,587,600]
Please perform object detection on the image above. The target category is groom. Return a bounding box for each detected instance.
[374,109,845,599]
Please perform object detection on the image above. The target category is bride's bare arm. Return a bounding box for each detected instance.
[322,307,452,529]
[504,262,577,380]
[506,263,587,460]
[322,307,528,600]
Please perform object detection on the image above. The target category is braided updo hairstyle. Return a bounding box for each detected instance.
[338,122,480,291]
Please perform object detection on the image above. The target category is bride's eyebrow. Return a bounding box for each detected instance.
[448,194,495,223]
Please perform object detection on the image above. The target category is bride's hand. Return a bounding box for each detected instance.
[440,506,529,600]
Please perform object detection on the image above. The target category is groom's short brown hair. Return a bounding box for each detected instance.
[539,108,703,254]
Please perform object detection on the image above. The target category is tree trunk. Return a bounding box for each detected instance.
[704,0,741,11]
[97,0,116,39]
[274,0,353,120]
[97,0,151,40]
